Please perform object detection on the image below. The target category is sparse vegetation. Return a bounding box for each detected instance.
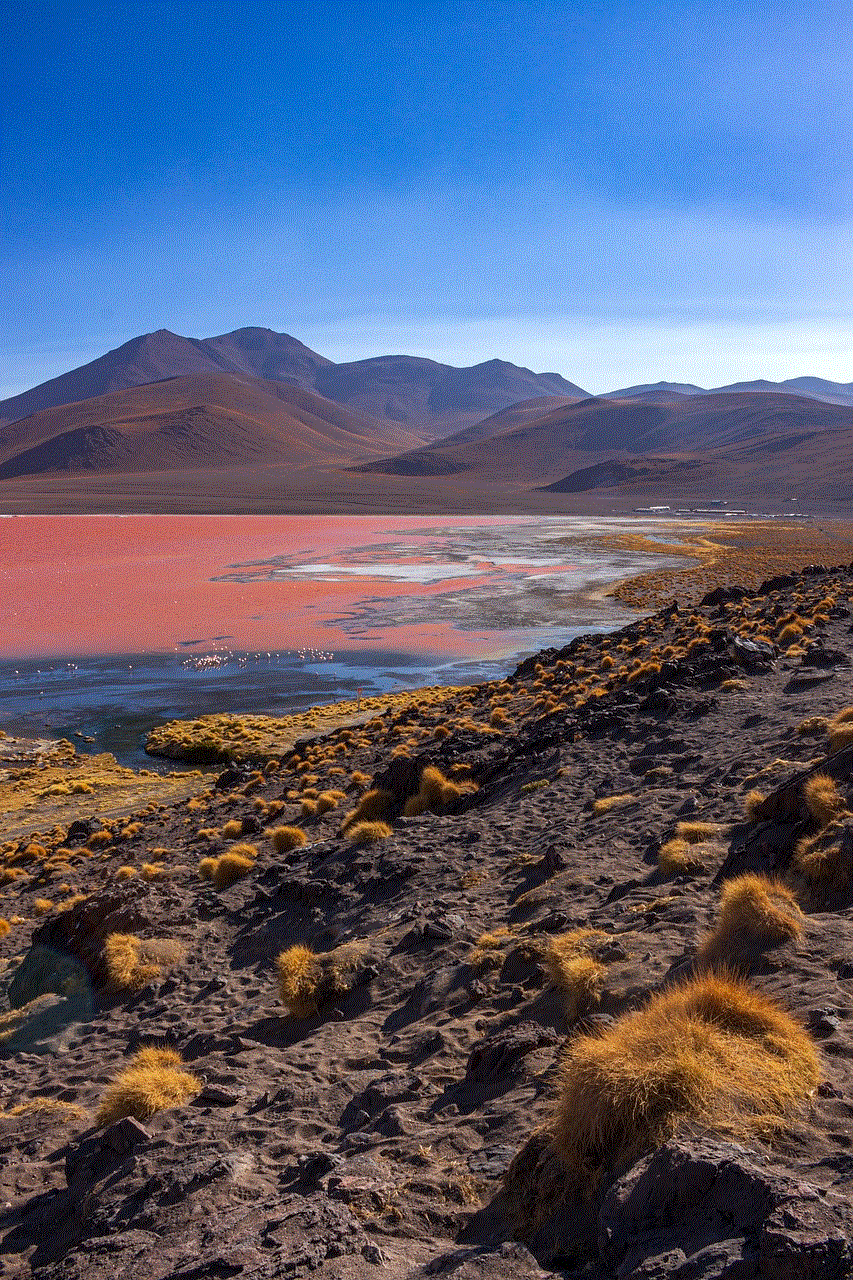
[96,1047,200,1126]
[541,929,609,1019]
[551,972,819,1184]
[698,873,803,965]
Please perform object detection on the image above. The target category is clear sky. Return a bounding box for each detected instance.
[2,0,850,398]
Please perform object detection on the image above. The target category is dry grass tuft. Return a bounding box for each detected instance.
[347,820,393,845]
[553,971,819,1184]
[658,838,707,876]
[802,774,847,827]
[104,933,185,989]
[341,788,393,833]
[676,821,721,844]
[469,927,515,969]
[592,793,635,815]
[698,874,803,966]
[277,945,320,1017]
[403,766,477,817]
[827,707,853,754]
[541,929,610,1019]
[199,848,256,889]
[96,1047,200,1126]
[793,822,850,897]
[270,825,307,853]
[277,941,368,1018]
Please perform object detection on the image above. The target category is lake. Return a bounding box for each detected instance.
[0,514,685,764]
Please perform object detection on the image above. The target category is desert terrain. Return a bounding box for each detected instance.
[1,548,852,1277]
[0,328,850,514]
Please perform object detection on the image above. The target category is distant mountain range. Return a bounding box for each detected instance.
[603,378,853,407]
[0,328,587,437]
[0,327,849,510]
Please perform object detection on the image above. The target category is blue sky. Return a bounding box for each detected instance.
[2,0,850,398]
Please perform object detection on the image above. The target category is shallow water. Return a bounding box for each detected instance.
[0,513,686,764]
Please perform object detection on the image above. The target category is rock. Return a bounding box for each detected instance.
[599,1139,853,1278]
[467,1145,518,1178]
[102,1117,150,1154]
[198,1084,241,1105]
[465,1023,559,1087]
[27,882,186,988]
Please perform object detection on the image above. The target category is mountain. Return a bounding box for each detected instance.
[0,329,333,428]
[358,392,852,485]
[604,377,853,407]
[603,382,704,399]
[0,374,423,479]
[0,328,589,438]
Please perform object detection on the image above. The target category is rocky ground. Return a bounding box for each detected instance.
[0,563,852,1278]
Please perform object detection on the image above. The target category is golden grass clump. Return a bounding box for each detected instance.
[316,790,344,813]
[96,1047,200,1127]
[0,919,10,938]
[802,774,848,827]
[541,929,609,1019]
[347,820,393,845]
[793,822,850,895]
[658,838,706,876]
[300,798,319,817]
[469,927,514,969]
[676,821,721,843]
[827,707,853,754]
[698,874,803,966]
[553,971,820,1184]
[199,848,256,889]
[221,819,243,838]
[592,793,636,815]
[104,932,185,989]
[340,787,393,833]
[402,766,477,817]
[270,825,307,853]
[277,945,320,1017]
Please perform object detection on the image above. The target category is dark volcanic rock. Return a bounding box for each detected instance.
[599,1139,853,1279]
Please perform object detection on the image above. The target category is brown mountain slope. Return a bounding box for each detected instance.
[544,426,853,503]
[314,357,587,432]
[359,392,851,484]
[0,329,333,427]
[0,374,423,478]
[0,329,589,439]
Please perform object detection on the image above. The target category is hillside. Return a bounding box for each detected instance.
[0,329,589,439]
[359,392,853,494]
[0,561,852,1277]
[0,374,424,479]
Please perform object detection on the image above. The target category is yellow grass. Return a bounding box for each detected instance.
[270,825,307,852]
[277,945,320,1018]
[541,929,609,1019]
[658,838,706,876]
[469,927,515,969]
[347,820,393,845]
[96,1047,200,1126]
[199,848,256,889]
[802,774,847,827]
[553,971,819,1183]
[793,822,849,894]
[340,788,393,832]
[592,794,635,815]
[698,874,803,965]
[827,707,853,754]
[103,932,185,989]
